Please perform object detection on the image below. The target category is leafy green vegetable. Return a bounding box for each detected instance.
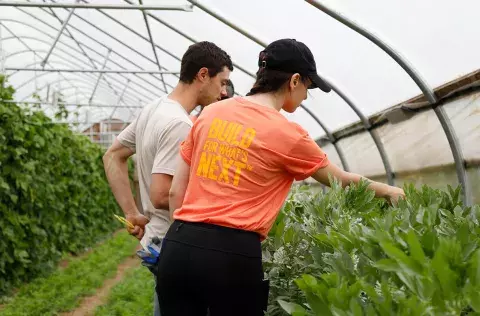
[263,180,480,316]
[0,75,134,297]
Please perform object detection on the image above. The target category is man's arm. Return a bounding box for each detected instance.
[169,158,191,220]
[149,119,192,213]
[150,174,173,210]
[103,139,149,239]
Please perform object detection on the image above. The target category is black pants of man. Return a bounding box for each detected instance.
[156,220,269,316]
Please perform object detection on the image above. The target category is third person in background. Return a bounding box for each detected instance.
[190,79,235,123]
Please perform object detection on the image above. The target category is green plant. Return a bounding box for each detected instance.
[0,75,134,296]
[95,265,154,316]
[263,179,480,315]
[0,231,139,315]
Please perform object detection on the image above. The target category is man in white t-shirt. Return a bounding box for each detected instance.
[103,41,233,315]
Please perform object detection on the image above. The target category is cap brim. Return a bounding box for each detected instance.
[308,73,331,93]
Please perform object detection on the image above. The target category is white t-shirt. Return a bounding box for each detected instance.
[117,95,192,249]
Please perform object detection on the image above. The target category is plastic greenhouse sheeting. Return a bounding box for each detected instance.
[1,0,480,139]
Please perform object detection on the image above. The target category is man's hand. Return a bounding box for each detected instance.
[126,213,150,240]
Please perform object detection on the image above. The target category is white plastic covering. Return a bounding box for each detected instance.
[1,0,480,139]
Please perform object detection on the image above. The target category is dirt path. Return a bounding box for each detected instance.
[0,230,128,314]
[60,245,142,316]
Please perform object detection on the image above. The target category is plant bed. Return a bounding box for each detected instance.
[0,231,138,316]
[263,180,480,316]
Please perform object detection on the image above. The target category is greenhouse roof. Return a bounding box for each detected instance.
[1,0,479,138]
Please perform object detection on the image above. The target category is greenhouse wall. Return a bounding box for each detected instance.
[307,88,480,203]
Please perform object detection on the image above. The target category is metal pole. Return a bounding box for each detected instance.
[174,1,353,171]
[5,67,179,74]
[0,22,91,103]
[0,23,4,75]
[46,5,121,101]
[0,100,143,108]
[7,11,173,95]
[305,0,471,205]
[87,3,182,65]
[139,0,168,93]
[38,80,142,107]
[1,32,164,100]
[305,0,436,103]
[89,50,111,104]
[0,2,194,11]
[55,120,132,125]
[324,78,395,185]
[123,0,256,78]
[13,63,155,105]
[301,104,349,171]
[186,0,268,48]
[37,1,175,94]
[433,106,471,205]
[41,3,77,68]
[109,80,130,121]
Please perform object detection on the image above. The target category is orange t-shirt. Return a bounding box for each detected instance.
[174,97,329,239]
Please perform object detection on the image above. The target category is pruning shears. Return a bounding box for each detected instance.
[113,214,134,229]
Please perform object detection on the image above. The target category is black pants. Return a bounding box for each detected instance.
[156,220,269,316]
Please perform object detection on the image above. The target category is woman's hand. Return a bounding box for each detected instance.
[312,163,406,205]
[385,186,406,206]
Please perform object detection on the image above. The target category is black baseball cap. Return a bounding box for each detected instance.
[258,39,331,93]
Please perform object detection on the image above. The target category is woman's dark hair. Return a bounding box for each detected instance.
[246,68,308,96]
[180,41,233,84]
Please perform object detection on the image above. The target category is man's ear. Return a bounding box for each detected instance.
[197,67,210,82]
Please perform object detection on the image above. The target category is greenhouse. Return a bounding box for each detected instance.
[1,0,479,315]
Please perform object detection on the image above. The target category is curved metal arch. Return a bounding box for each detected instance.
[28,92,113,122]
[13,61,158,105]
[3,48,149,102]
[5,48,104,79]
[10,60,155,104]
[52,93,134,121]
[0,18,90,60]
[17,76,140,108]
[110,0,349,171]
[40,90,125,122]
[60,94,136,121]
[21,95,113,123]
[0,33,164,99]
[28,80,120,104]
[0,21,92,103]
[305,0,471,205]
[21,76,144,106]
[1,34,164,100]
[57,85,140,109]
[0,18,170,96]
[23,7,179,84]
[323,78,395,185]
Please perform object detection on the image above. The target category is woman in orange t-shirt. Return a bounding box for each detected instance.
[156,39,405,316]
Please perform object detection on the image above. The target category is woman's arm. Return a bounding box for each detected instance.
[311,162,405,204]
[168,158,191,221]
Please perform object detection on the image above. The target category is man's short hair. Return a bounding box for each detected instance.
[180,41,233,84]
